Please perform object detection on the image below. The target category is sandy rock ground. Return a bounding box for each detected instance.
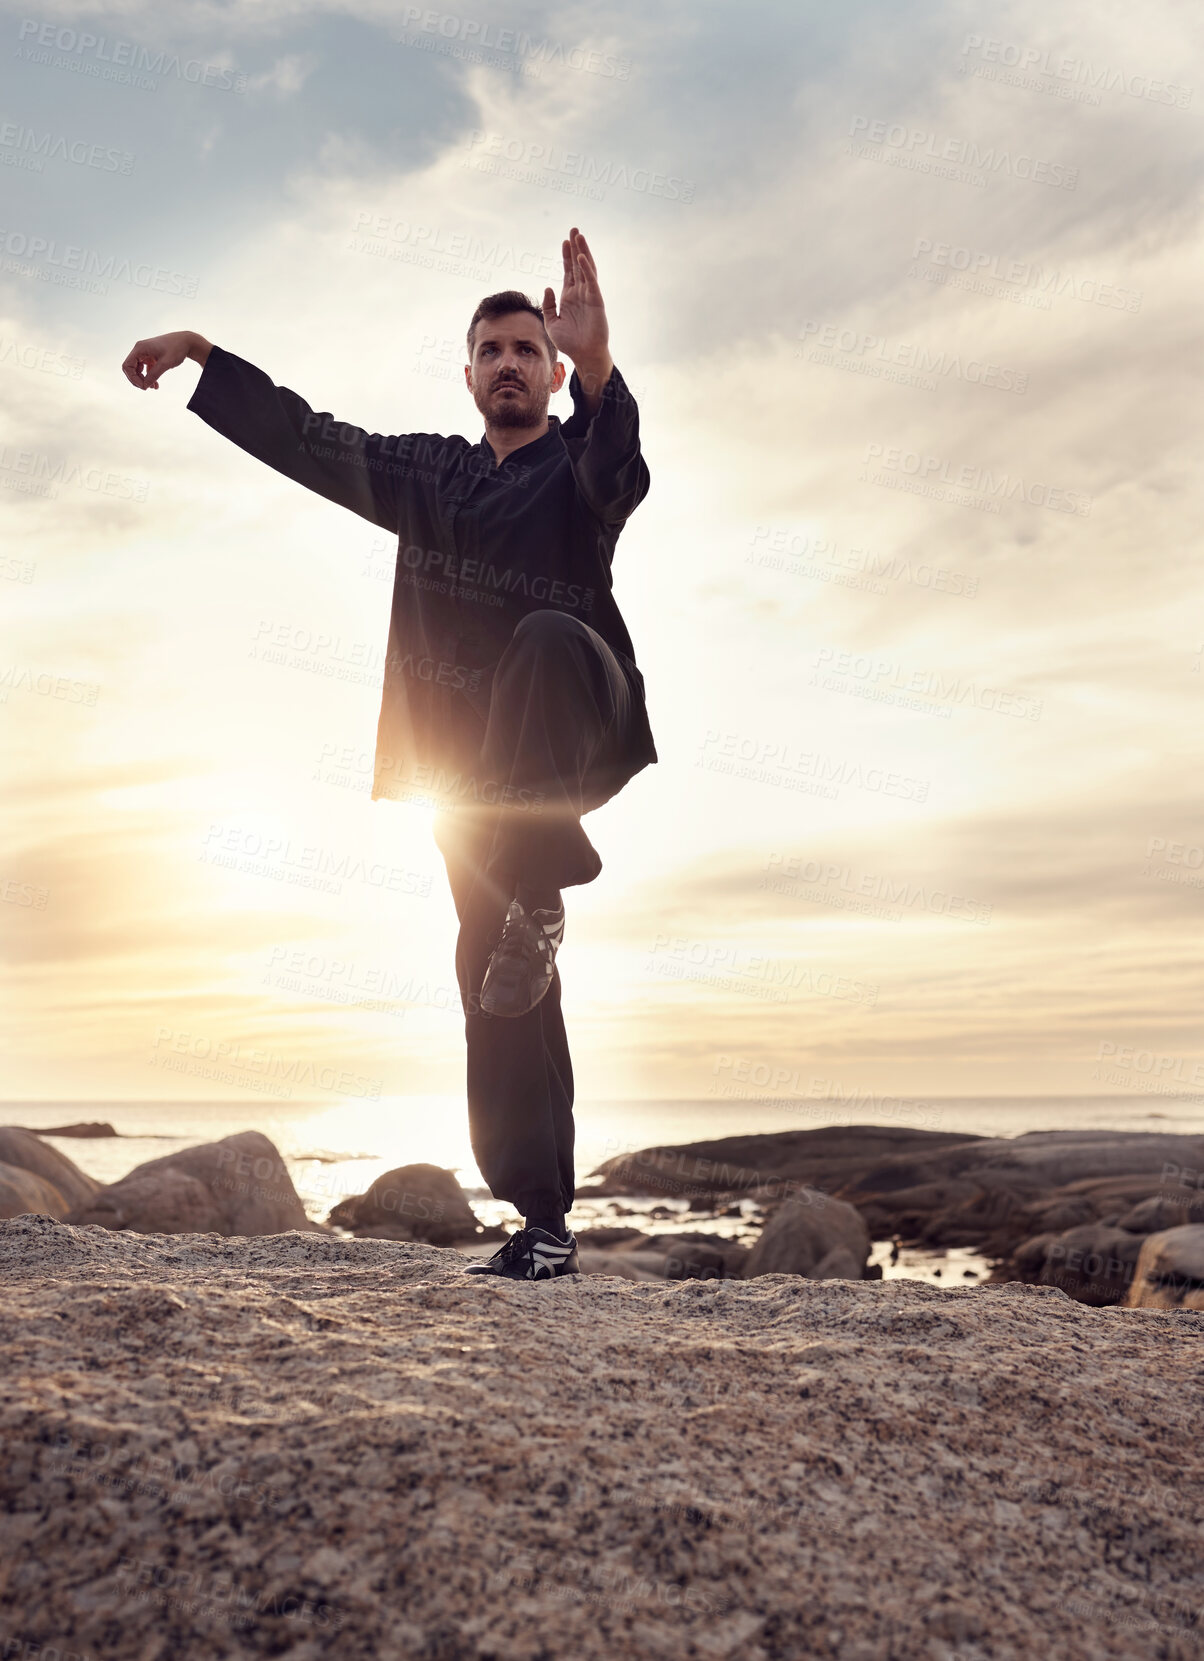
[1,1215,1202,1661]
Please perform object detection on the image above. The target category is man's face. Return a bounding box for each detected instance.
[465,312,566,428]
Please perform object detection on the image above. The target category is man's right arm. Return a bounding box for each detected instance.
[121,329,411,533]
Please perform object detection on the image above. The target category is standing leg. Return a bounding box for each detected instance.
[433,805,575,1218]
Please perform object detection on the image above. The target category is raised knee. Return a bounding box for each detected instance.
[511,608,586,652]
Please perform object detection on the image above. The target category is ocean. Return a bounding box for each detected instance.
[9,1094,1203,1285]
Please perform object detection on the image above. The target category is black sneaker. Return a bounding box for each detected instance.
[462,1225,580,1280]
[479,897,564,1018]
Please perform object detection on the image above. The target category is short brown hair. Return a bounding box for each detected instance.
[466,290,557,363]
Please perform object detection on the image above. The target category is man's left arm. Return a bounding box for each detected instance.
[562,354,650,528]
[543,229,650,528]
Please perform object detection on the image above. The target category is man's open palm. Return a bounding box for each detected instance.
[542,228,609,364]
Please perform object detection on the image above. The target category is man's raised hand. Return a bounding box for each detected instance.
[541,228,611,370]
[121,330,210,390]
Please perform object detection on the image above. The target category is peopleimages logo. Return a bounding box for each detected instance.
[0,445,148,500]
[296,414,532,489]
[15,18,247,91]
[762,853,994,923]
[463,130,695,202]
[0,227,197,294]
[0,334,84,376]
[909,238,1142,312]
[0,121,135,174]
[957,34,1192,108]
[862,443,1091,516]
[394,545,595,611]
[150,1025,383,1100]
[395,8,632,79]
[798,319,1029,393]
[746,525,978,598]
[812,646,1043,722]
[0,664,99,703]
[349,214,560,281]
[696,728,931,802]
[199,822,433,899]
[848,115,1078,189]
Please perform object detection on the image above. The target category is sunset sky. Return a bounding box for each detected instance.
[2,0,1201,1113]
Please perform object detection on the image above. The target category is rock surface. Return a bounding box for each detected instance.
[0,1126,99,1219]
[591,1125,1204,1268]
[576,1247,667,1281]
[66,1131,323,1237]
[576,1230,750,1280]
[589,1124,979,1202]
[2,1215,1202,1661]
[741,1188,870,1280]
[1119,1192,1204,1233]
[1034,1223,1146,1306]
[1126,1225,1204,1311]
[656,1232,749,1279]
[22,1120,120,1138]
[327,1162,491,1244]
[0,1162,70,1221]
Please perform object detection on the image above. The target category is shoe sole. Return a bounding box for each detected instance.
[479,953,554,1018]
[479,977,553,1018]
[462,1266,581,1279]
[478,902,559,1018]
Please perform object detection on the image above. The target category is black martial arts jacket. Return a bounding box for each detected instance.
[186,345,657,804]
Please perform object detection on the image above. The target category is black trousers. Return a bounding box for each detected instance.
[431,610,648,1218]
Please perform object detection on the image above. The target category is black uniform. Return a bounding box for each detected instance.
[186,346,656,1217]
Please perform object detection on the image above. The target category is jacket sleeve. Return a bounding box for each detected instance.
[185,343,411,533]
[558,361,650,529]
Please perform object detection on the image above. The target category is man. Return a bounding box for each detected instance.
[121,227,656,1281]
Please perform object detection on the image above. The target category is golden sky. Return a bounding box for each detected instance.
[2,0,1201,1106]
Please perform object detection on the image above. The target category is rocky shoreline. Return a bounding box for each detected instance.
[3,1121,1203,1308]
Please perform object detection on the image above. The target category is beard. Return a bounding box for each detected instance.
[474,377,551,430]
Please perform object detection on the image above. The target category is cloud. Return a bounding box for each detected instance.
[1,0,1200,1098]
